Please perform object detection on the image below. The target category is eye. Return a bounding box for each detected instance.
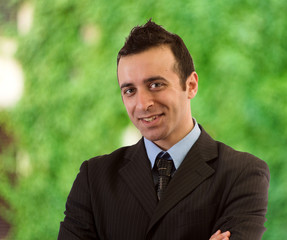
[150,82,164,89]
[123,88,136,96]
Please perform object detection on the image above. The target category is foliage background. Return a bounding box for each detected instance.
[0,0,286,239]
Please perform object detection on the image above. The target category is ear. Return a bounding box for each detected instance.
[186,71,198,99]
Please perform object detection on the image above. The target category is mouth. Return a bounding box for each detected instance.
[139,114,163,123]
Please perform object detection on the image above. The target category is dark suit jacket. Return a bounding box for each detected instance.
[58,126,270,240]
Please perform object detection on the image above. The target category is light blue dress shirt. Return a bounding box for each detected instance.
[144,119,201,170]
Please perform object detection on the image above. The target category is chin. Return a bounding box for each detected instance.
[142,132,167,142]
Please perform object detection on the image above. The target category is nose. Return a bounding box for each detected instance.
[136,89,154,111]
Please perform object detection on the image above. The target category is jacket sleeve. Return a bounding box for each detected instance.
[58,161,100,240]
[212,157,270,240]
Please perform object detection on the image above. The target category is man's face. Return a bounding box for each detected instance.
[118,46,198,150]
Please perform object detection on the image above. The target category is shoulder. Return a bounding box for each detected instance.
[75,139,146,191]
[86,143,136,168]
[198,125,269,179]
[79,138,145,175]
[216,140,270,180]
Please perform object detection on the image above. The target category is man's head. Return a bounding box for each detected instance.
[117,20,198,150]
[117,19,195,90]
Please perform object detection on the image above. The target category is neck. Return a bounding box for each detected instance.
[154,117,194,150]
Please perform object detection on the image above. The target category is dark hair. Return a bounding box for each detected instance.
[117,19,195,90]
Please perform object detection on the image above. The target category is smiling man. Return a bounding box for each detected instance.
[118,45,197,150]
[58,20,269,240]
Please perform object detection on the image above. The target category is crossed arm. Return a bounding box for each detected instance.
[210,230,231,240]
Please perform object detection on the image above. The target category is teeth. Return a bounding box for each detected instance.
[143,116,157,122]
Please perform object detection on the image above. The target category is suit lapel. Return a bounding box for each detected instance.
[147,127,218,233]
[119,139,158,218]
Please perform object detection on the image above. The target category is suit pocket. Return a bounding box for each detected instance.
[178,203,218,227]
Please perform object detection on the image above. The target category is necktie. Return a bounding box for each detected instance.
[155,151,175,200]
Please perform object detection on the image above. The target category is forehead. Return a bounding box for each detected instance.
[117,46,177,84]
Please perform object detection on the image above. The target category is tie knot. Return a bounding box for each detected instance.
[157,151,172,161]
[156,152,174,177]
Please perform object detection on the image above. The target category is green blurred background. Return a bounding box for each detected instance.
[0,0,286,239]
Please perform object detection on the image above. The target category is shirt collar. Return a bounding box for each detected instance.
[144,119,201,169]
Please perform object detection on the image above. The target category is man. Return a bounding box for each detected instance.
[58,20,269,240]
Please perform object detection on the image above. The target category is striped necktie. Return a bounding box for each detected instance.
[155,151,175,200]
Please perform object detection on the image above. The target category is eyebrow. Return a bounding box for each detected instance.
[120,76,167,89]
[144,76,167,83]
[120,83,133,89]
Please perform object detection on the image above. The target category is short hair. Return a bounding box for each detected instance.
[117,19,195,90]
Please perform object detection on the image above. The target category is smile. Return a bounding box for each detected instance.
[143,116,157,122]
[139,114,163,122]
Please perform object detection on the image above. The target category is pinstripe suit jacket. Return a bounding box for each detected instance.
[58,126,270,240]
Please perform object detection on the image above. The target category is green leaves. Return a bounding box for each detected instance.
[0,0,286,239]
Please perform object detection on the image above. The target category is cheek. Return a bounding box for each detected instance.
[171,99,185,119]
[124,101,135,117]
